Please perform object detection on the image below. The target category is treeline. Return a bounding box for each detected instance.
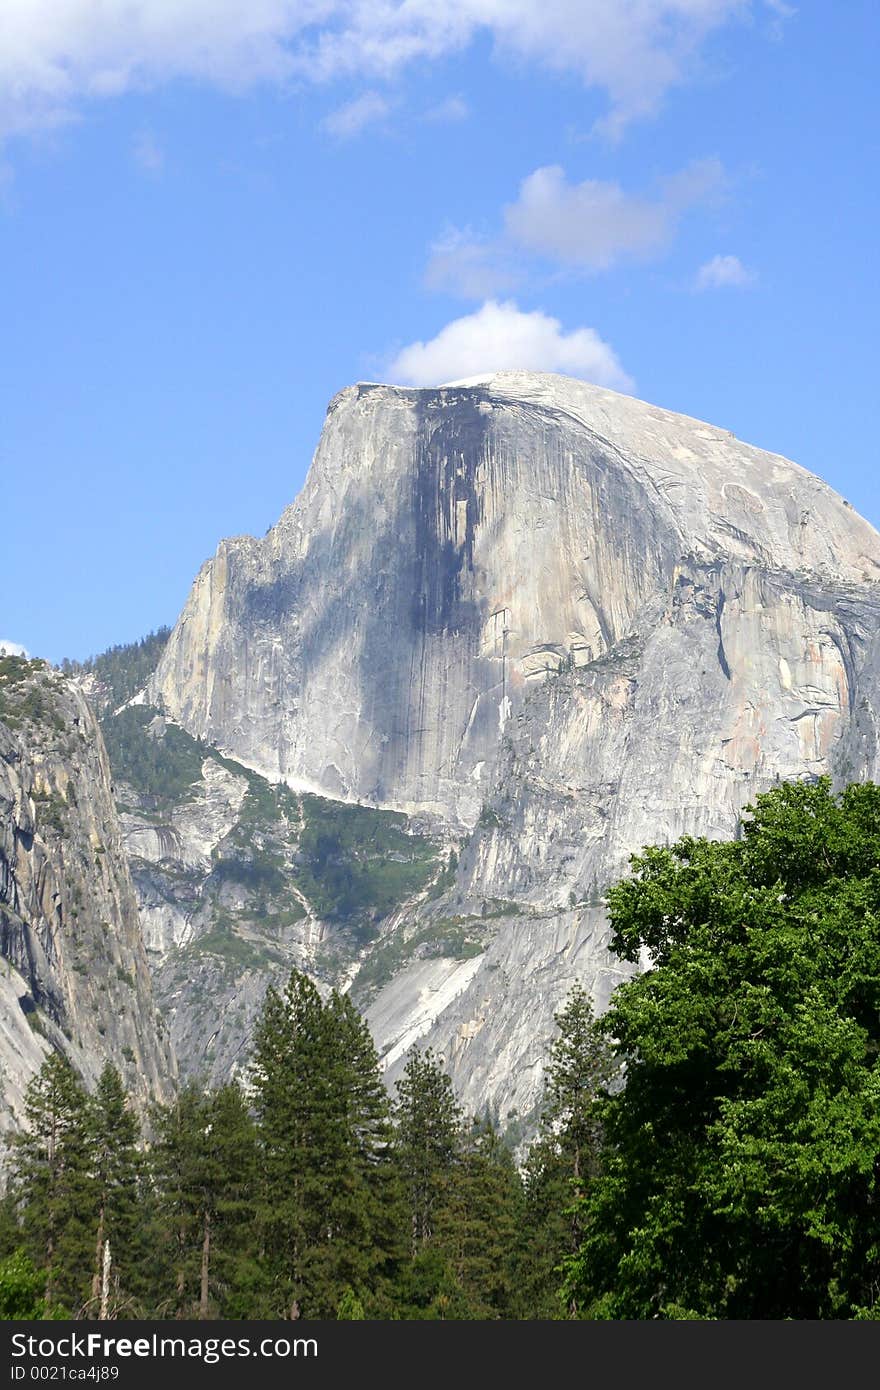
[0,975,608,1320]
[4,777,880,1321]
[60,628,171,714]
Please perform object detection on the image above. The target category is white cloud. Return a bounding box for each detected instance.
[0,640,30,658]
[505,166,667,270]
[425,227,517,299]
[132,129,164,172]
[505,158,726,270]
[428,157,726,294]
[321,89,390,137]
[387,299,633,390]
[422,94,469,123]
[694,252,756,289]
[0,2,789,143]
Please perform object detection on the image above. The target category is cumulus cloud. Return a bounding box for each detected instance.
[427,158,727,294]
[694,253,757,289]
[0,2,788,143]
[0,639,30,658]
[424,228,517,299]
[505,166,668,270]
[387,299,633,391]
[321,89,390,137]
[505,158,726,270]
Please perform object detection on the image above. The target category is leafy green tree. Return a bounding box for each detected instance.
[8,1054,94,1313]
[563,778,880,1320]
[519,984,615,1317]
[336,1287,366,1319]
[0,1250,45,1319]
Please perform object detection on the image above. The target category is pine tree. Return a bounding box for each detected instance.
[150,1081,260,1320]
[150,1084,212,1318]
[519,984,615,1317]
[319,991,402,1312]
[200,1083,260,1319]
[393,1048,462,1254]
[429,1118,523,1319]
[87,1064,144,1316]
[8,1053,95,1313]
[251,970,327,1318]
[251,970,401,1318]
[392,1050,522,1318]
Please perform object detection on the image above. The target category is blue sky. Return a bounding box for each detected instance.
[2,2,877,663]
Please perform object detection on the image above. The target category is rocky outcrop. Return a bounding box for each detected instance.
[0,659,176,1132]
[146,372,880,1124]
[105,707,451,1084]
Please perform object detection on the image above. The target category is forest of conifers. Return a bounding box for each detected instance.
[3,777,880,1321]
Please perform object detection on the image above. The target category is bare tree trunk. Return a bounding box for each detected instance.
[199,1212,211,1320]
[45,1232,54,1308]
[176,1227,186,1318]
[91,1204,106,1309]
[99,1241,112,1321]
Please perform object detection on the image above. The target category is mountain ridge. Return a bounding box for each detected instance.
[134,372,880,1121]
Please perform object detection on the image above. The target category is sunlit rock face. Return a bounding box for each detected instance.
[0,665,176,1137]
[148,372,880,1125]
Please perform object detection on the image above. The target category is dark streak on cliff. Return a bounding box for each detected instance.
[412,391,487,635]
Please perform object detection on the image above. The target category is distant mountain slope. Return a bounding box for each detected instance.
[0,657,175,1136]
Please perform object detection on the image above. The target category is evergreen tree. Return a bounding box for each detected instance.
[8,1054,95,1313]
[150,1084,213,1318]
[429,1118,522,1319]
[393,1048,462,1254]
[251,971,327,1318]
[150,1081,261,1320]
[519,984,615,1317]
[252,969,400,1318]
[201,1083,260,1319]
[392,1051,522,1319]
[320,991,402,1311]
[87,1064,144,1316]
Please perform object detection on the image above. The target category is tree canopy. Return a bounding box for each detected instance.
[564,777,880,1319]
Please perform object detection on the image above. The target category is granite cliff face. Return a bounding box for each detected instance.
[0,658,176,1135]
[146,372,880,1126]
[111,718,451,1086]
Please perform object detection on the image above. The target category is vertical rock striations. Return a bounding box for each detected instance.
[145,372,880,1123]
[0,658,175,1133]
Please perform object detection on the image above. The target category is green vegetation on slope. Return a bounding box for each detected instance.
[61,628,171,714]
[0,658,66,735]
[102,706,210,812]
[99,695,444,942]
[296,793,440,924]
